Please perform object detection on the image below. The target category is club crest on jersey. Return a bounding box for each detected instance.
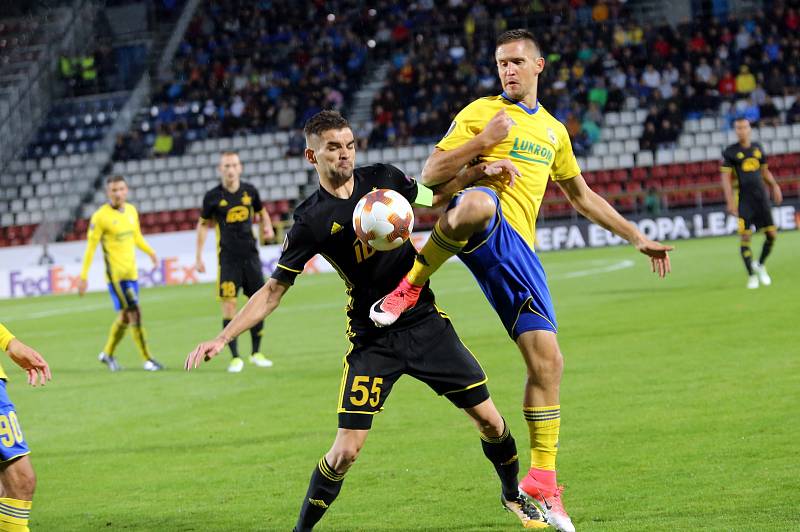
[547,128,558,147]
[331,221,343,235]
[753,148,762,159]
[242,191,252,206]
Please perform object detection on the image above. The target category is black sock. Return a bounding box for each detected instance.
[480,419,520,501]
[740,244,754,275]
[223,319,239,358]
[250,321,264,354]
[295,457,345,532]
[759,236,775,265]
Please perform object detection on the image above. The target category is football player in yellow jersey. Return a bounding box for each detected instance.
[78,175,164,372]
[0,323,51,532]
[372,29,673,531]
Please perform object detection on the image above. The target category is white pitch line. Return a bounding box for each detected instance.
[553,259,635,279]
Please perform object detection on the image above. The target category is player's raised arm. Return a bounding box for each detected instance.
[421,109,515,186]
[430,159,521,207]
[557,174,673,277]
[185,278,290,370]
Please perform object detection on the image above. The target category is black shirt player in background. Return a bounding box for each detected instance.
[184,111,547,530]
[721,118,783,289]
[195,151,276,372]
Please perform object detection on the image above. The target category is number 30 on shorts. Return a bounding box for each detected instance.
[0,412,24,447]
[349,376,383,407]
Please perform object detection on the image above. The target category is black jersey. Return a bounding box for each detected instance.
[271,164,435,336]
[721,142,769,204]
[200,182,263,258]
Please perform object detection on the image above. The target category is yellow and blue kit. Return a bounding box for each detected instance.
[0,324,31,462]
[438,93,581,337]
[80,203,155,310]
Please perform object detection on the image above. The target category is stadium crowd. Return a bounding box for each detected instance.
[109,1,800,160]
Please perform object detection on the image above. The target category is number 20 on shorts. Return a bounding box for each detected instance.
[350,376,383,407]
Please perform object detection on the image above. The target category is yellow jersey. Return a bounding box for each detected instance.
[437,94,581,248]
[0,324,13,379]
[80,203,155,282]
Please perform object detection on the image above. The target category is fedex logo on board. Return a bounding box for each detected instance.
[8,267,81,297]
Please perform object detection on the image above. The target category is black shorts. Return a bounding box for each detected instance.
[738,197,775,234]
[338,309,489,430]
[218,255,264,299]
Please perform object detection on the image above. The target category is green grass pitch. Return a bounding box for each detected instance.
[3,232,799,531]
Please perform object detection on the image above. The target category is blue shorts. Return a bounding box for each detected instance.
[450,187,557,339]
[108,279,139,311]
[0,380,30,463]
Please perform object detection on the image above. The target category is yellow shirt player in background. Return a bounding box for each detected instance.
[371,29,673,531]
[0,323,51,532]
[79,175,164,372]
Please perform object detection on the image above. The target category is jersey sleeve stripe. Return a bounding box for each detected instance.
[276,263,302,273]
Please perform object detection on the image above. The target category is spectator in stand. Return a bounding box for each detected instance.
[153,125,174,157]
[787,98,800,124]
[643,187,662,215]
[113,134,131,162]
[655,119,679,148]
[640,122,658,152]
[172,123,187,156]
[735,65,757,96]
[759,96,780,126]
[719,70,737,99]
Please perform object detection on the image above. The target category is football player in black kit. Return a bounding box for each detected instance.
[721,118,783,289]
[185,111,545,530]
[195,151,275,372]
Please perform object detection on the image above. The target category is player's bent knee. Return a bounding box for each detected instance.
[453,192,496,228]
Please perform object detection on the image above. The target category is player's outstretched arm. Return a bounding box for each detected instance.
[2,337,52,387]
[421,109,515,186]
[557,174,673,278]
[430,159,520,207]
[185,279,290,370]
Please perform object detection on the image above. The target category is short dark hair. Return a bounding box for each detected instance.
[303,110,350,140]
[734,116,750,124]
[496,29,541,55]
[106,175,126,185]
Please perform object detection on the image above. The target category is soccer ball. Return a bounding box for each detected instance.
[352,189,414,251]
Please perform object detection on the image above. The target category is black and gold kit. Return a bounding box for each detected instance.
[271,164,488,430]
[721,142,775,232]
[200,182,265,299]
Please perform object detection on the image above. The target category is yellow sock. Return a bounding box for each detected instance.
[130,325,152,361]
[406,220,468,286]
[0,497,31,531]
[523,405,560,470]
[103,319,128,355]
